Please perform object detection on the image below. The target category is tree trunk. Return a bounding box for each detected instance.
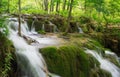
[44,0,48,11]
[67,0,70,11]
[68,0,73,19]
[56,0,60,12]
[65,0,74,33]
[63,0,66,10]
[84,0,86,13]
[50,0,54,12]
[18,0,21,36]
[0,0,2,7]
[7,0,10,13]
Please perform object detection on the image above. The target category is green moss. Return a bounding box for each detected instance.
[38,30,46,34]
[40,45,90,77]
[90,68,112,77]
[88,54,100,69]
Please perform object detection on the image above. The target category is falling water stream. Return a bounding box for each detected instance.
[7,18,60,77]
[85,49,120,77]
[78,26,83,33]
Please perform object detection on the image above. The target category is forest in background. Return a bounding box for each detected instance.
[0,0,120,24]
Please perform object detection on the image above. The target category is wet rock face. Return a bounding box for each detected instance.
[89,33,120,56]
[104,35,120,56]
[22,14,78,33]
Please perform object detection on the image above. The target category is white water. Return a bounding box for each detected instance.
[78,27,83,33]
[49,21,59,33]
[42,24,45,31]
[85,49,120,77]
[31,16,38,34]
[7,18,60,77]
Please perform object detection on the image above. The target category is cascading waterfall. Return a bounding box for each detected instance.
[85,49,120,77]
[7,18,60,77]
[105,50,120,61]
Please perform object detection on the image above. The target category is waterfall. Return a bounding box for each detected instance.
[85,49,120,77]
[78,26,83,33]
[42,24,45,31]
[49,21,59,33]
[31,17,37,34]
[7,18,60,77]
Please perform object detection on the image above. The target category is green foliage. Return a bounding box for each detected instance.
[2,53,13,77]
[0,32,14,77]
[38,30,46,34]
[0,16,9,35]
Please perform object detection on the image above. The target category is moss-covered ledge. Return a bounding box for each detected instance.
[40,45,112,77]
[40,46,89,77]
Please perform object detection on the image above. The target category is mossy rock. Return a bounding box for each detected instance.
[90,68,112,77]
[40,45,113,77]
[88,54,100,69]
[40,45,90,77]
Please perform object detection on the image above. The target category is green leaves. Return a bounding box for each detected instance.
[0,17,9,35]
[2,53,13,77]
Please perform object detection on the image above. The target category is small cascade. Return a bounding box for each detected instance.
[31,17,37,34]
[85,49,120,77]
[78,26,83,33]
[42,24,45,31]
[7,18,60,77]
[105,50,120,64]
[49,21,59,33]
[8,18,29,35]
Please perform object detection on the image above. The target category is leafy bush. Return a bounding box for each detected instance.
[0,16,9,35]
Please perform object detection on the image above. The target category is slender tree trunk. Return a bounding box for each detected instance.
[50,0,53,12]
[18,0,21,36]
[84,0,86,13]
[7,0,10,13]
[44,0,48,11]
[63,0,66,10]
[65,0,74,33]
[0,0,2,7]
[68,0,73,19]
[56,0,60,12]
[67,0,70,11]
[50,0,54,12]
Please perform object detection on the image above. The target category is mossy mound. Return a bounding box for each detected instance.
[40,46,89,77]
[0,32,17,77]
[40,45,112,77]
